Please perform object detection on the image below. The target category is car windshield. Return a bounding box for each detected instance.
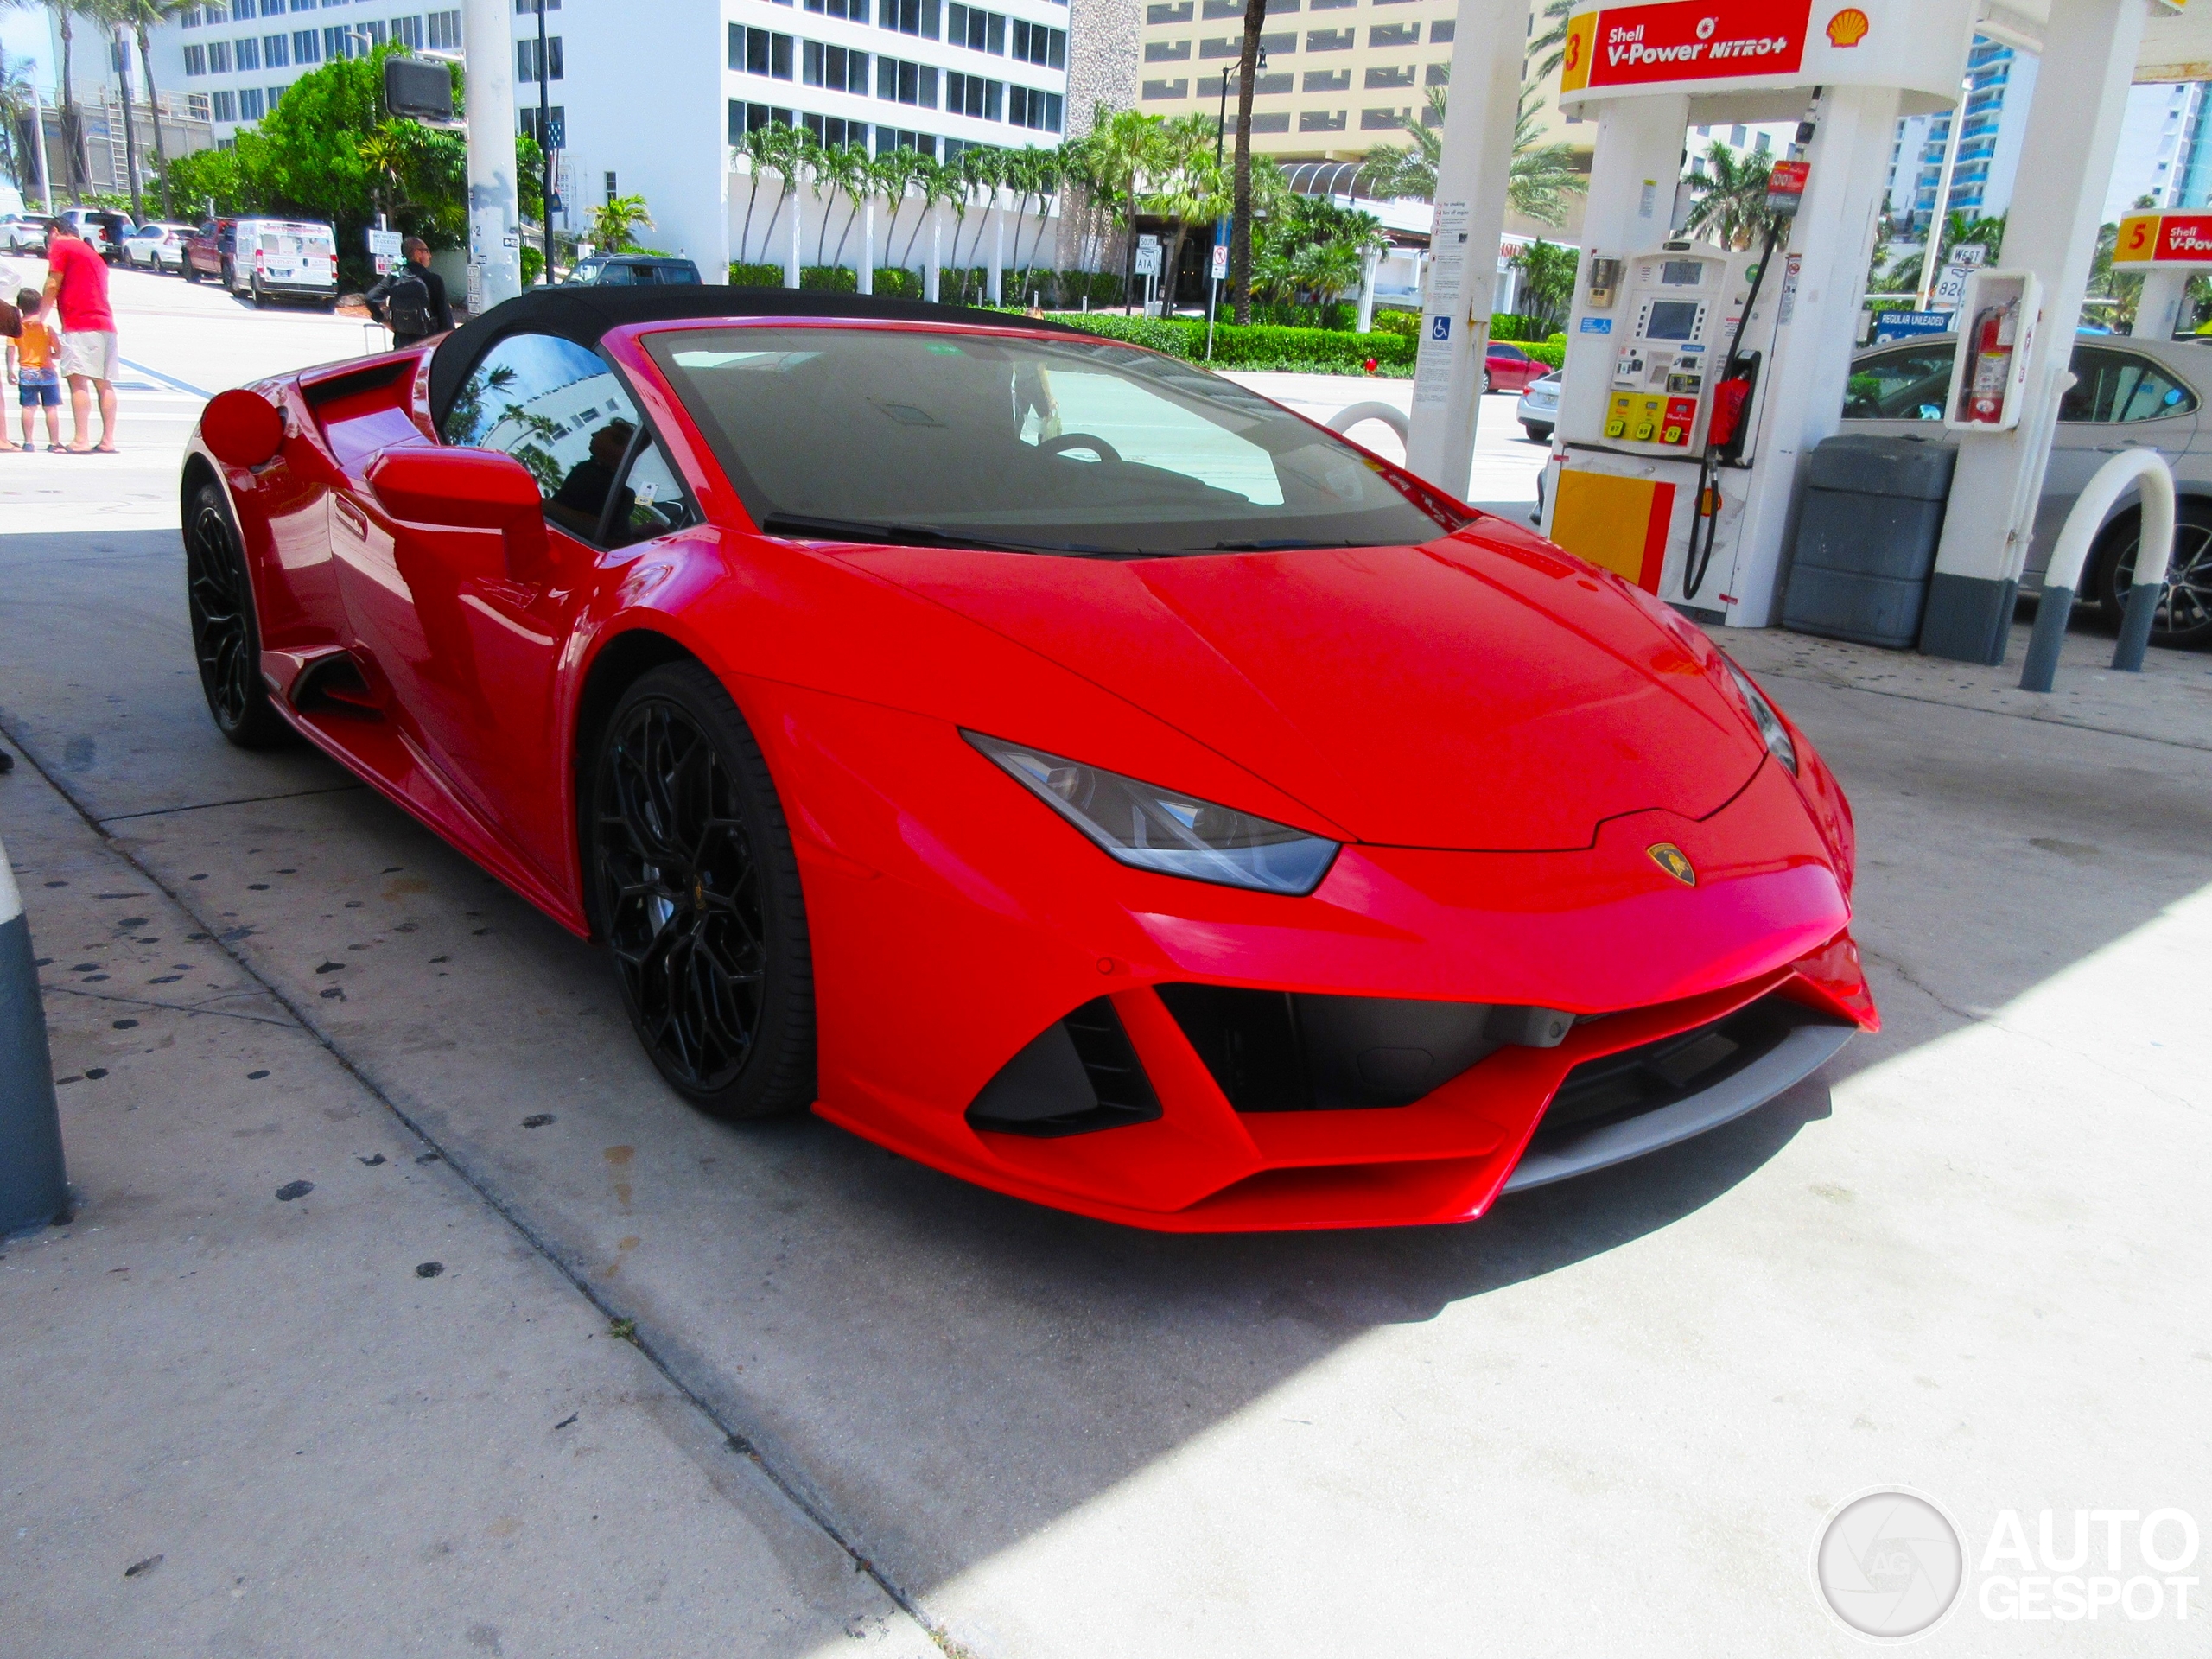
[646,323,1451,556]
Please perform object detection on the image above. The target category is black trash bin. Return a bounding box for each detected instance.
[1783,433,1957,649]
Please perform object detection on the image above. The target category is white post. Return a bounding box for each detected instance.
[461,0,522,314]
[1403,0,1526,495]
[786,177,803,288]
[1356,245,1377,334]
[988,198,1004,305]
[2137,266,2191,340]
[860,195,874,295]
[1923,0,2148,663]
[29,82,53,214]
[926,212,941,302]
[1915,82,1968,311]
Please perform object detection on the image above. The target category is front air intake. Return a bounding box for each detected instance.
[965,997,1163,1138]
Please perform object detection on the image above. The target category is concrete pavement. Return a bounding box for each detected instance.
[1,266,2206,1656]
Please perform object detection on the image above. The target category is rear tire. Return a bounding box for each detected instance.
[186,260,200,284]
[184,481,293,749]
[588,663,816,1119]
[1522,422,1553,443]
[2092,498,2212,649]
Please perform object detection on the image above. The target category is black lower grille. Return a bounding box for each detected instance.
[1156,984,1571,1112]
[1530,995,1815,1149]
[965,997,1163,1138]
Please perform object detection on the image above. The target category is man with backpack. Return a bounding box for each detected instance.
[365,237,454,348]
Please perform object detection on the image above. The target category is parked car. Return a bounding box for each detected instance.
[1483,340,1550,395]
[0,213,57,252]
[182,217,238,286]
[563,254,703,287]
[1845,331,2212,646]
[53,207,125,261]
[178,286,1874,1230]
[224,218,339,307]
[1517,372,1560,442]
[122,221,197,273]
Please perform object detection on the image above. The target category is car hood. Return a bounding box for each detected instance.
[837,527,1770,852]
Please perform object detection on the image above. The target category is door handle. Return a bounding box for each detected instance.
[333,495,369,539]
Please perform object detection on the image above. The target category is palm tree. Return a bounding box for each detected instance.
[357,120,410,226]
[1143,114,1224,314]
[1526,0,1578,81]
[753,123,806,257]
[1357,84,1585,226]
[735,123,780,264]
[896,151,952,271]
[27,0,91,200]
[1684,139,1774,250]
[1014,148,1066,276]
[0,50,35,195]
[1227,0,1268,322]
[91,0,188,217]
[587,193,652,253]
[817,139,868,268]
[1084,107,1160,312]
[870,146,924,282]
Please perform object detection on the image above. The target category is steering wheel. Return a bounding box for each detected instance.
[1039,431,1122,463]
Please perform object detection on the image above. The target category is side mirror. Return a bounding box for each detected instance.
[200,388,285,467]
[366,447,550,579]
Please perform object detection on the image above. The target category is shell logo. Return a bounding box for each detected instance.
[1826,6,1870,48]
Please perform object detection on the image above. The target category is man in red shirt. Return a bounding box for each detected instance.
[42,220,119,454]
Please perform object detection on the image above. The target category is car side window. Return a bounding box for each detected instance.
[1843,344,1956,420]
[1492,343,1527,360]
[605,438,701,547]
[2057,346,2199,423]
[442,332,646,544]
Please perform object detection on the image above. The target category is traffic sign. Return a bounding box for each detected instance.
[1933,263,1972,308]
[367,228,403,259]
[1134,241,1162,276]
[1211,243,1228,280]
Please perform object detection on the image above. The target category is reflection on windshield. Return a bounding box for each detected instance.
[647,325,1454,556]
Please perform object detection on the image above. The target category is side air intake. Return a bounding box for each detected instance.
[965,997,1163,1138]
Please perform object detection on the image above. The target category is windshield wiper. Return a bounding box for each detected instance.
[757,511,1112,557]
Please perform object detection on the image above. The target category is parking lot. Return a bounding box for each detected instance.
[3,271,2209,1656]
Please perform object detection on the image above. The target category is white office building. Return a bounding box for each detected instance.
[142,0,1071,279]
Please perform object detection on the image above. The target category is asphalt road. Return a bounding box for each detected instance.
[1,264,2206,1656]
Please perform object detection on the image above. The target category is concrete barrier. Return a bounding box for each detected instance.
[2020,448,2175,694]
[0,835,69,1236]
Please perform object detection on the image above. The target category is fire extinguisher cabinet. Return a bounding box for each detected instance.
[1782,433,1958,650]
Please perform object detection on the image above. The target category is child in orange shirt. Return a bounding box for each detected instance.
[7,290,65,453]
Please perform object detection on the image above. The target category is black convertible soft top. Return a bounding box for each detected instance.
[425,284,1088,432]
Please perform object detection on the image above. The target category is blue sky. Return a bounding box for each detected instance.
[3,10,57,88]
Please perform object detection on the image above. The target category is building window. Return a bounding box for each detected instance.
[805,0,870,17]
[1423,60,1447,86]
[731,101,798,141]
[944,70,1001,119]
[1248,111,1289,131]
[1250,71,1291,92]
[1427,17,1452,40]
[731,26,794,79]
[269,82,289,107]
[393,14,423,48]
[1141,78,1187,100]
[203,1,228,19]
[208,39,233,71]
[1010,19,1063,66]
[518,35,564,80]
[322,24,347,58]
[514,0,561,10]
[1308,0,1354,8]
[875,126,936,156]
[803,41,870,92]
[211,88,238,121]
[519,105,565,144]
[1367,22,1417,47]
[1145,40,1189,61]
[363,18,387,45]
[184,44,207,75]
[238,86,264,119]
[236,35,260,69]
[947,3,1004,52]
[1363,64,1412,88]
[1299,109,1346,131]
[1146,0,1191,18]
[802,111,869,147]
[182,8,201,28]
[1198,36,1239,58]
[428,10,460,48]
[187,92,213,119]
[878,0,939,41]
[876,55,938,105]
[292,29,319,61]
[263,33,289,65]
[1301,67,1346,91]
[289,0,314,11]
[1007,85,1060,131]
[1359,105,1405,129]
[1306,27,1352,50]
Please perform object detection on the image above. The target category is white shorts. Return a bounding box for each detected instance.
[57,330,119,382]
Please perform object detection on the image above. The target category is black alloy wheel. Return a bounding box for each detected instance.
[184,481,292,748]
[589,664,815,1118]
[2094,499,2212,649]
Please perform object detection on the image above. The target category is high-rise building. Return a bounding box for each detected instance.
[1884,34,2037,235]
[2102,79,2212,219]
[1135,0,1459,159]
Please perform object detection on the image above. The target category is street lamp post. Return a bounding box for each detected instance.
[533,0,556,283]
[1210,47,1264,340]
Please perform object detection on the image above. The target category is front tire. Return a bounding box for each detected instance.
[184,481,292,749]
[588,664,816,1119]
[186,259,200,283]
[2093,499,2212,648]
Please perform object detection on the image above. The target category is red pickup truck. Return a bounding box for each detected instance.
[182,218,240,287]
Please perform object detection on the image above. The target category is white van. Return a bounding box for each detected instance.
[231,218,339,308]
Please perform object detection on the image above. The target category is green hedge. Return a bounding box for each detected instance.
[1043,313,1416,375]
[1523,341,1566,370]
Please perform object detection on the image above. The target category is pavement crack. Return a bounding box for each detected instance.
[95,782,369,823]
[0,715,951,1656]
[1858,946,1990,1027]
[43,982,298,1029]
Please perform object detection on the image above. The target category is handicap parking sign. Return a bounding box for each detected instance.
[1431,315,1451,341]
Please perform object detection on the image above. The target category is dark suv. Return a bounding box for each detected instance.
[564,255,702,286]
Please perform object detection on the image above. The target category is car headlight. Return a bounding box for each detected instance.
[965,732,1340,896]
[1721,660,1798,775]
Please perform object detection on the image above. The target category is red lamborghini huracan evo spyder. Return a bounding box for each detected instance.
[181,288,1875,1231]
